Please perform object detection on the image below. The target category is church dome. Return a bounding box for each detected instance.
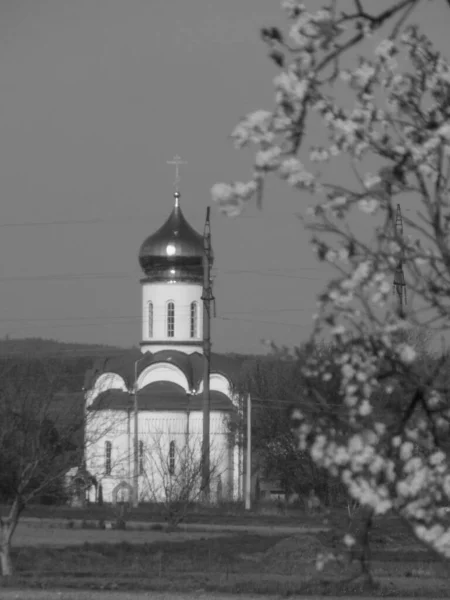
[138,192,207,283]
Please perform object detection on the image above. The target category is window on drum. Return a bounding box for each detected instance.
[167,301,175,337]
[148,301,153,337]
[190,301,198,338]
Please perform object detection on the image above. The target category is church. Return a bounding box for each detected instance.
[80,181,243,505]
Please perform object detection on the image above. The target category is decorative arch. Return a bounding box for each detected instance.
[85,372,128,407]
[112,481,133,505]
[198,373,232,397]
[137,362,189,392]
[197,373,239,409]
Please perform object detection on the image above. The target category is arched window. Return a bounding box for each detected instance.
[105,441,112,475]
[139,440,144,475]
[148,301,153,337]
[167,301,175,337]
[169,441,175,475]
[190,301,198,338]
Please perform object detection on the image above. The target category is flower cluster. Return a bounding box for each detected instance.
[213,0,450,565]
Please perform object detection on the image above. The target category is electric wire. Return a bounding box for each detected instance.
[0,267,325,284]
[0,314,312,332]
[0,211,305,229]
[0,213,324,349]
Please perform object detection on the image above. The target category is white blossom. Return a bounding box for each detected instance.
[211,183,234,205]
[358,198,379,214]
[398,344,417,364]
[212,8,450,564]
[255,146,283,169]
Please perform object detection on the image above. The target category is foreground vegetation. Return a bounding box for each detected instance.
[1,516,449,597]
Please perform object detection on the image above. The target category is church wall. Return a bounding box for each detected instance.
[85,407,240,504]
[188,411,233,501]
[141,282,203,353]
[85,410,133,502]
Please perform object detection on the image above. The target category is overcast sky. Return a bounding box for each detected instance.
[0,0,447,354]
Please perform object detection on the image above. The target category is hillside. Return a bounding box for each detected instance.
[0,337,266,361]
[0,337,130,358]
[0,338,267,393]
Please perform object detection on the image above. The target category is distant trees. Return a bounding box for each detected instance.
[0,357,106,577]
[234,347,347,504]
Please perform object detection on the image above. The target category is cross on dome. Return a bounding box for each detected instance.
[167,155,187,206]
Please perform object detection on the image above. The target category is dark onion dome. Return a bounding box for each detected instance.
[138,192,209,283]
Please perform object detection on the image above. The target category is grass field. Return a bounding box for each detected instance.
[2,514,450,598]
[0,502,317,526]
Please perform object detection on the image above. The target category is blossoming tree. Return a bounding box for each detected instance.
[212,0,450,572]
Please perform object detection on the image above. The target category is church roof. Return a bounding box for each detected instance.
[89,381,233,412]
[84,349,241,392]
[138,193,206,283]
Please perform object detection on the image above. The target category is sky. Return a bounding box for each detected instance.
[0,0,448,355]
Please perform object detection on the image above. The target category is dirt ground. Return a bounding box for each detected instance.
[0,592,440,600]
[0,592,436,600]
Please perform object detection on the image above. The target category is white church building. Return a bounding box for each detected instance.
[81,189,243,505]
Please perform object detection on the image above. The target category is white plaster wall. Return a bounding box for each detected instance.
[86,409,132,502]
[141,282,203,353]
[189,411,232,500]
[85,407,241,503]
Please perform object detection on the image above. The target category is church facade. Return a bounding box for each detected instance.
[82,190,243,504]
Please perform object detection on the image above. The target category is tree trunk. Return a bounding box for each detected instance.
[0,497,23,577]
[0,537,13,577]
[354,505,374,586]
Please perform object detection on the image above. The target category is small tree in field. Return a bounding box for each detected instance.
[141,433,220,527]
[212,0,450,583]
[0,357,109,576]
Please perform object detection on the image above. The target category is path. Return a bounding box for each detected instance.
[13,523,232,547]
[19,516,327,535]
[14,518,327,547]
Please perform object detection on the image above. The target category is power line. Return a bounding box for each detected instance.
[0,314,313,331]
[0,212,305,229]
[0,307,315,325]
[0,268,324,284]
[218,316,310,328]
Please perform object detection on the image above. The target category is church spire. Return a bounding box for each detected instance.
[167,155,187,207]
[393,203,407,314]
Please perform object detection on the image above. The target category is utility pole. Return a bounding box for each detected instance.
[393,203,407,317]
[133,359,139,508]
[201,206,214,500]
[132,355,145,508]
[245,393,252,510]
